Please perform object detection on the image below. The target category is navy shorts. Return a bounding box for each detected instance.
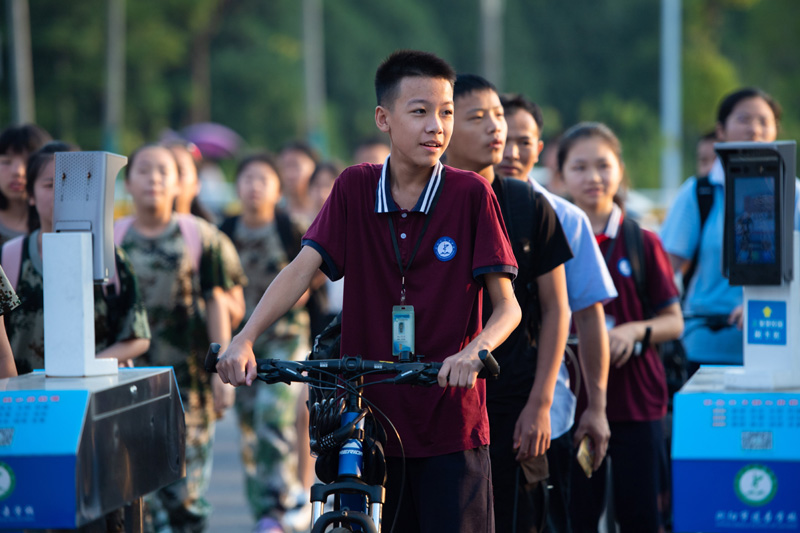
[383,446,495,533]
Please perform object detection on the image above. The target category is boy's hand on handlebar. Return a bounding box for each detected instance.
[438,348,483,389]
[216,336,258,387]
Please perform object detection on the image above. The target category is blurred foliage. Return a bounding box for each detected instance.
[0,0,797,188]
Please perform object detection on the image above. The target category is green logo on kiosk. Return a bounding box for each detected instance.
[0,462,14,500]
[735,464,777,506]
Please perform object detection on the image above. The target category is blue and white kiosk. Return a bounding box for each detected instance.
[0,153,184,531]
[673,141,800,532]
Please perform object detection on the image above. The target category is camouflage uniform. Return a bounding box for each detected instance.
[0,265,20,318]
[118,215,239,533]
[227,217,310,524]
[4,230,150,374]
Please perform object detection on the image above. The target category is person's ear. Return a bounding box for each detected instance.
[533,140,545,164]
[375,106,391,133]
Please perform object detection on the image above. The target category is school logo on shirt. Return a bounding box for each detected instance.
[617,258,632,277]
[434,237,457,262]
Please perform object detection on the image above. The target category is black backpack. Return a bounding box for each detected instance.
[621,217,688,396]
[682,175,715,292]
[496,177,542,344]
[219,210,301,260]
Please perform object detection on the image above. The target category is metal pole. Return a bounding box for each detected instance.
[103,0,126,153]
[303,0,327,156]
[6,0,35,124]
[660,0,682,201]
[479,0,504,88]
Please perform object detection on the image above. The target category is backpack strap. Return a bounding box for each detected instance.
[175,214,202,272]
[117,214,202,272]
[275,210,302,260]
[113,216,135,247]
[219,215,239,241]
[621,216,653,318]
[1,235,25,292]
[683,176,715,291]
[497,177,539,336]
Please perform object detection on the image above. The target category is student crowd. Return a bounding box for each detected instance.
[0,48,789,533]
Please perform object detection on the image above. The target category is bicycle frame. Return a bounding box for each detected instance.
[310,377,381,533]
[205,346,499,533]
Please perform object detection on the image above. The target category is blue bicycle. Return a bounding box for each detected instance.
[206,345,498,533]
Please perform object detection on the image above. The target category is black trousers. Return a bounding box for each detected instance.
[384,446,495,533]
[570,419,665,533]
[489,409,548,533]
[545,431,574,533]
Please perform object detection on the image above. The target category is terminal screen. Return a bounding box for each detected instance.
[733,176,777,265]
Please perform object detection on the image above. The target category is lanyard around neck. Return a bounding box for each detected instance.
[387,182,443,303]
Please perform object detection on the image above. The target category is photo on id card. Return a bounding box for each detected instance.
[392,305,415,356]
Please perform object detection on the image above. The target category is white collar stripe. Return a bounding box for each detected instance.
[375,157,443,214]
[604,203,623,239]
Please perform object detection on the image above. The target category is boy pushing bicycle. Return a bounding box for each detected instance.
[216,50,521,533]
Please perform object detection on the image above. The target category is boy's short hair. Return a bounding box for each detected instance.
[235,152,281,183]
[453,74,497,101]
[0,124,52,156]
[278,140,319,166]
[500,93,545,134]
[375,50,456,108]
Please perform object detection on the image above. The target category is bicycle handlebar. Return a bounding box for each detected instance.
[204,344,499,387]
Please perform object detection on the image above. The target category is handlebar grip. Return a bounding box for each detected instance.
[477,349,500,379]
[205,343,221,374]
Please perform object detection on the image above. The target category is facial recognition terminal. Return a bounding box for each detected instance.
[672,141,800,533]
[721,142,795,287]
[0,152,185,531]
[53,152,127,282]
[717,141,799,390]
[45,152,127,377]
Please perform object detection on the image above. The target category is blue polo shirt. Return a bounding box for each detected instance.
[531,179,617,437]
[303,159,518,457]
[661,158,800,364]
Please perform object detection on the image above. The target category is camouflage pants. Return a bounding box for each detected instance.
[144,406,215,533]
[235,336,308,522]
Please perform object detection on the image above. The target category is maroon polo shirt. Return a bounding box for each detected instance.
[596,209,679,422]
[303,160,517,457]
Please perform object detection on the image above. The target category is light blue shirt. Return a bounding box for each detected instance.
[660,158,800,363]
[530,179,618,438]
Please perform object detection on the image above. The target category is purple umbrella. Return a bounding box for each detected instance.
[181,122,243,160]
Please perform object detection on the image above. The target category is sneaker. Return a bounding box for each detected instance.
[253,517,285,533]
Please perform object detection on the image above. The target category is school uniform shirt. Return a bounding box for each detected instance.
[598,205,678,422]
[531,179,618,438]
[6,230,150,375]
[661,158,800,364]
[303,159,518,458]
[119,215,235,420]
[486,177,573,414]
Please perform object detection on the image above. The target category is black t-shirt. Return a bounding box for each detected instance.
[486,177,573,412]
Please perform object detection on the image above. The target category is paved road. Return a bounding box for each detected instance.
[207,412,252,533]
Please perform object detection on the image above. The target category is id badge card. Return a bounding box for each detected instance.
[392,305,415,356]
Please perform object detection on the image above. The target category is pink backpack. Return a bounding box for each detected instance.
[113,214,202,272]
[1,234,122,295]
